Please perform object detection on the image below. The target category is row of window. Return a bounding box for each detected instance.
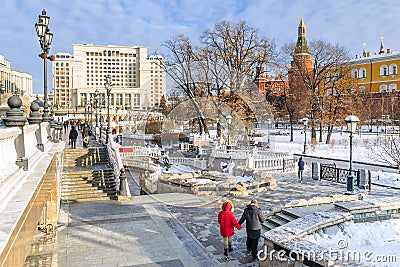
[86,58,136,61]
[80,93,141,107]
[85,51,136,57]
[352,64,398,79]
[358,84,398,92]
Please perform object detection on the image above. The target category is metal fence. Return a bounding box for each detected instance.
[320,163,371,189]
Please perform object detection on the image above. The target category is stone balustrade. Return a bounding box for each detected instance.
[120,145,160,158]
[247,153,295,172]
[169,157,208,170]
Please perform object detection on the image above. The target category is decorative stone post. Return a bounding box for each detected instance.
[27,101,44,151]
[119,168,128,196]
[3,96,28,170]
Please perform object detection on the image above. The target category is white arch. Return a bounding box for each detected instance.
[379,84,388,92]
[380,65,388,76]
[390,64,397,75]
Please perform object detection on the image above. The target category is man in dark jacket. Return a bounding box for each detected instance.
[238,199,265,260]
[298,156,305,182]
[68,126,79,149]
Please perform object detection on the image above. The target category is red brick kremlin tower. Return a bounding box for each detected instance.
[289,17,313,88]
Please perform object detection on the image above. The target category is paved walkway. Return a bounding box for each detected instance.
[25,166,400,267]
[23,129,400,266]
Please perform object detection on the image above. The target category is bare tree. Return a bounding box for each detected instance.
[200,20,275,95]
[159,34,210,135]
[160,21,275,138]
[322,65,361,143]
[289,40,351,143]
[370,135,400,168]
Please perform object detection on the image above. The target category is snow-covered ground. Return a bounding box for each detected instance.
[304,219,400,266]
[164,128,400,188]
[255,129,400,189]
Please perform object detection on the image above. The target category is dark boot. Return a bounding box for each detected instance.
[224,248,228,256]
[228,245,233,252]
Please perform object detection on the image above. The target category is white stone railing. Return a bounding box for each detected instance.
[123,157,160,172]
[106,134,131,196]
[247,153,295,172]
[122,131,153,140]
[0,122,54,178]
[119,146,161,158]
[169,157,208,170]
[0,127,20,180]
[213,148,255,159]
[24,124,40,159]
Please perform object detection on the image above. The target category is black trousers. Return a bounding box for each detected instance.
[246,237,259,258]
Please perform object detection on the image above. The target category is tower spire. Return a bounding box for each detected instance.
[295,16,310,55]
[379,37,384,54]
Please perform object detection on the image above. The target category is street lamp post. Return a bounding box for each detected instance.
[266,118,272,144]
[345,115,360,193]
[226,115,232,149]
[0,82,5,106]
[90,96,93,131]
[35,9,53,122]
[105,75,112,144]
[94,89,99,129]
[302,117,308,154]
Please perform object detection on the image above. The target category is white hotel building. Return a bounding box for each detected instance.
[52,44,166,110]
[0,55,32,98]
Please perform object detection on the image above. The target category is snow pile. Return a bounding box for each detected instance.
[371,170,400,189]
[185,178,220,185]
[304,219,400,265]
[235,175,253,183]
[162,164,197,174]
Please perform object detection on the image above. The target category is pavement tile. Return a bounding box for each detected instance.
[24,166,400,267]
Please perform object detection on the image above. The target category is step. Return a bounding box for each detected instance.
[62,182,116,190]
[281,208,301,219]
[62,180,115,188]
[62,190,117,198]
[64,196,118,202]
[61,188,115,196]
[62,172,114,178]
[274,212,297,223]
[267,216,288,227]
[62,176,115,183]
[62,194,117,202]
[262,221,277,231]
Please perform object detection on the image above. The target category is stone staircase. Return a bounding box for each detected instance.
[263,204,334,231]
[62,147,118,202]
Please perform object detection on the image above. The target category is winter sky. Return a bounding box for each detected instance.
[1,0,400,94]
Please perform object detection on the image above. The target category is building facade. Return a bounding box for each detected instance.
[0,55,33,98]
[350,39,400,94]
[52,44,166,110]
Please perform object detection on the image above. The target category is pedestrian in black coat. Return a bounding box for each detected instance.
[298,156,305,182]
[238,199,265,260]
[68,126,79,149]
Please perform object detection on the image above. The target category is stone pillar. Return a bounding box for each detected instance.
[358,169,369,189]
[119,168,128,196]
[3,95,28,170]
[27,101,44,151]
[312,162,320,180]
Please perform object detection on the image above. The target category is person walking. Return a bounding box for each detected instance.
[298,156,305,182]
[68,126,79,149]
[218,200,242,257]
[238,199,265,261]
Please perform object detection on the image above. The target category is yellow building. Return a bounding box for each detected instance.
[350,39,400,93]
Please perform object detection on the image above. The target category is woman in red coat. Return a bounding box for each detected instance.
[218,201,242,256]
